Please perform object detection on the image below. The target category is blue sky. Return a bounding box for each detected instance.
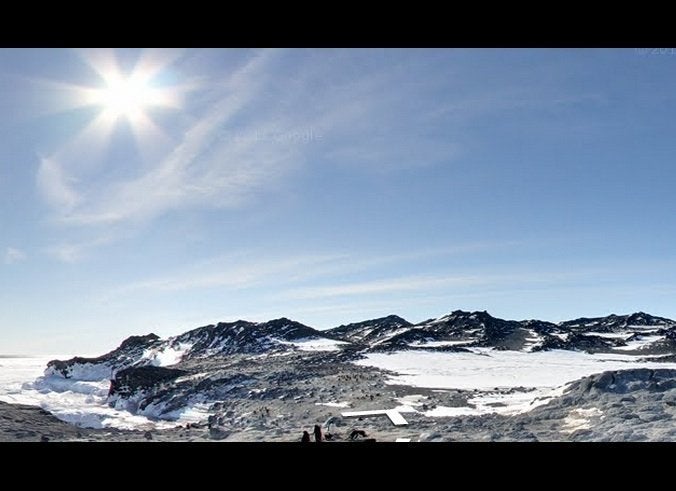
[2,48,676,355]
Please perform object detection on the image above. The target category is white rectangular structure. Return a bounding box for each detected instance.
[341,409,409,426]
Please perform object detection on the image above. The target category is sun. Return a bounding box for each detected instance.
[88,71,168,123]
[41,50,185,164]
[94,74,157,120]
[73,49,183,129]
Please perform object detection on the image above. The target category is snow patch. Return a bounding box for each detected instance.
[372,327,413,346]
[615,335,663,351]
[523,335,543,352]
[407,340,472,347]
[393,394,426,413]
[143,343,192,367]
[44,361,115,381]
[585,332,631,339]
[561,407,603,434]
[627,325,665,331]
[354,349,676,417]
[278,337,347,351]
[315,401,350,408]
[0,356,180,430]
[425,406,478,417]
[160,402,213,424]
[355,349,676,390]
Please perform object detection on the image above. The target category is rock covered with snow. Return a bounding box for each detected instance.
[44,311,676,386]
[523,368,676,441]
[42,317,354,421]
[33,309,676,439]
[171,317,328,358]
[45,334,163,380]
[560,312,676,331]
[328,310,676,354]
[409,368,676,442]
[564,368,676,398]
[327,315,412,345]
[44,318,335,383]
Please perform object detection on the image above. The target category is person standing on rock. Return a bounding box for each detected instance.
[313,424,323,442]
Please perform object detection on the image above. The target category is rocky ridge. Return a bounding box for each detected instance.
[35,310,676,441]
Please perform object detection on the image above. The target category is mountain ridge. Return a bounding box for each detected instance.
[34,308,676,437]
[46,309,676,379]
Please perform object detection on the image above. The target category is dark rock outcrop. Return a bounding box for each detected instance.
[46,333,162,379]
[326,315,412,344]
[110,365,187,397]
[560,312,675,332]
[174,318,325,358]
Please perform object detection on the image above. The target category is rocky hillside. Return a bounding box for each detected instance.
[326,310,676,354]
[38,310,676,433]
[327,315,412,345]
[417,368,676,441]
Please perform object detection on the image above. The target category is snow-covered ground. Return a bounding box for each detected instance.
[315,401,350,408]
[407,340,472,347]
[585,332,631,339]
[0,356,194,430]
[614,335,664,351]
[355,348,676,389]
[4,344,676,432]
[355,348,676,417]
[277,337,348,351]
[561,407,603,434]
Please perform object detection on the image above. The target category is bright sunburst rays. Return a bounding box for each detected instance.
[44,49,187,167]
[81,49,182,125]
[89,71,166,121]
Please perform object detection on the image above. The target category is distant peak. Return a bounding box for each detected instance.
[381,314,410,323]
[626,311,659,323]
[119,333,160,350]
[335,315,411,326]
[214,320,253,329]
[264,317,295,324]
[448,309,492,318]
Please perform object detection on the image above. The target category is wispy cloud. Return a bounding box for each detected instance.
[105,253,347,298]
[48,50,286,226]
[34,49,608,264]
[277,269,604,301]
[45,236,114,263]
[281,275,485,300]
[4,247,27,265]
[36,49,472,231]
[105,240,524,299]
[36,157,79,211]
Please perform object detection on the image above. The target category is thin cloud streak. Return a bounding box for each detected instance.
[104,240,523,299]
[38,49,476,231]
[281,275,485,300]
[57,50,282,226]
[36,157,79,211]
[45,236,116,263]
[105,253,347,298]
[4,247,27,265]
[277,269,612,301]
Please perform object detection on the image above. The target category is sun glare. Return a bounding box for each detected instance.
[91,73,162,121]
[46,49,184,163]
[99,78,148,117]
[77,50,181,127]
